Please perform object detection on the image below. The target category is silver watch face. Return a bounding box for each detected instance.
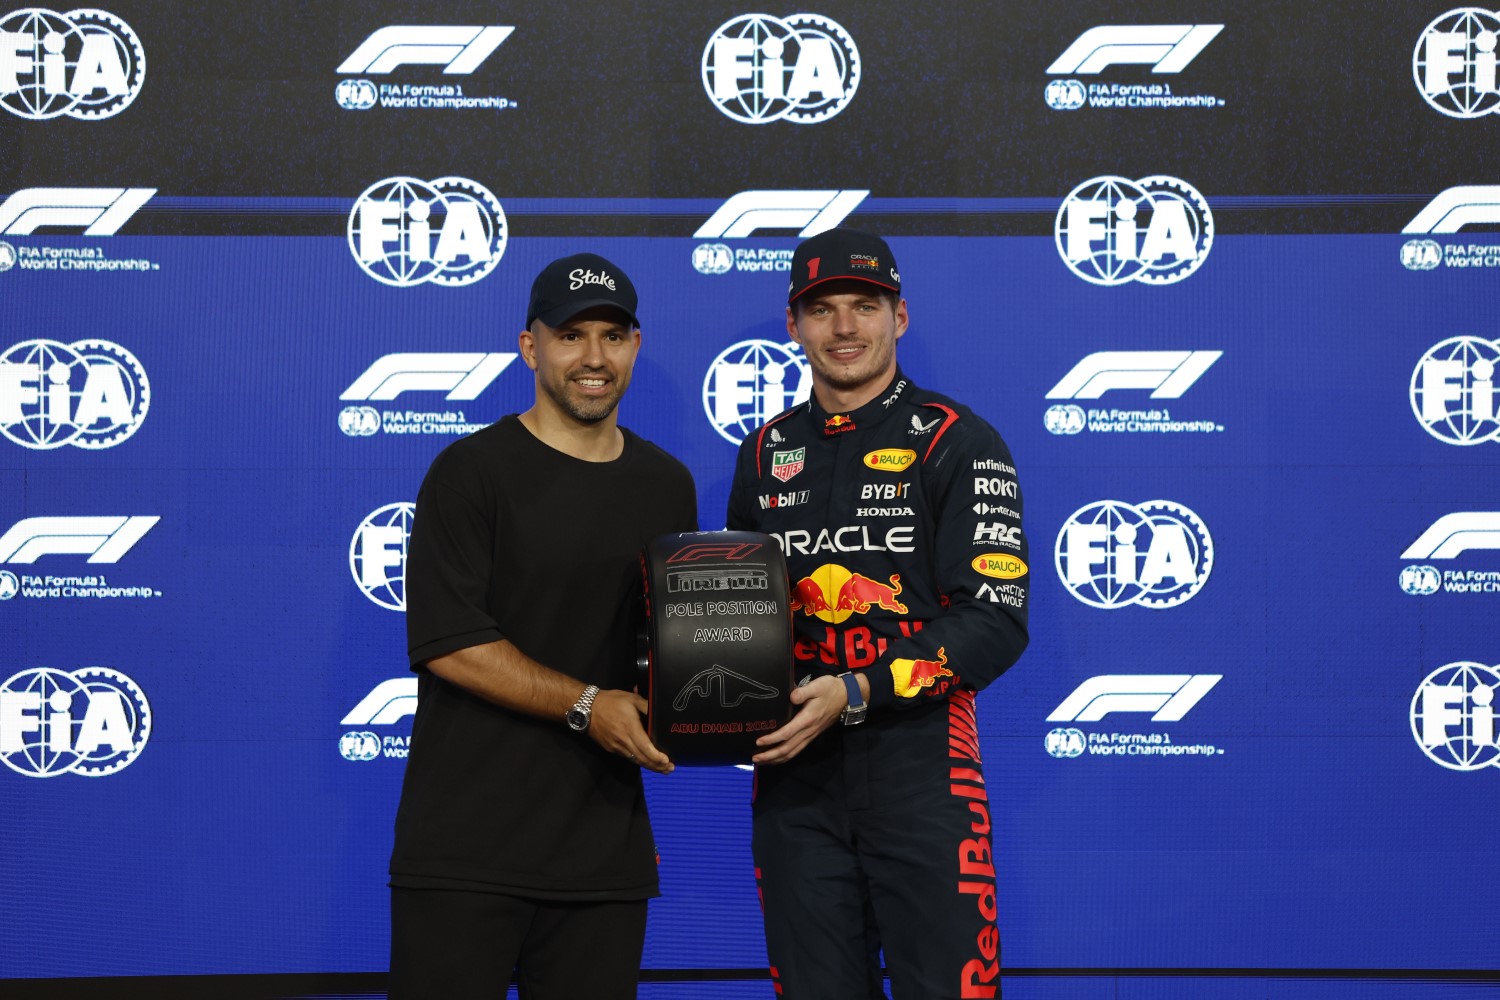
[566,708,589,731]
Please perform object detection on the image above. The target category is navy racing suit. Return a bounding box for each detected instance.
[726,371,1029,999]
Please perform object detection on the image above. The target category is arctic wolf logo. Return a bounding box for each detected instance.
[671,665,779,711]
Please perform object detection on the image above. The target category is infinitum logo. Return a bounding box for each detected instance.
[1402,187,1500,270]
[0,339,149,450]
[1055,500,1213,609]
[1414,9,1500,118]
[702,13,860,124]
[338,353,515,437]
[1045,25,1225,111]
[335,25,516,112]
[0,8,145,120]
[1056,176,1213,285]
[348,177,507,287]
[1410,336,1500,446]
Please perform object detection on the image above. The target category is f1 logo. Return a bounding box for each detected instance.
[1403,186,1500,233]
[0,516,159,564]
[342,678,419,725]
[1401,513,1500,559]
[694,190,869,238]
[0,188,155,236]
[1048,674,1221,721]
[1047,25,1223,74]
[340,353,516,401]
[337,26,514,74]
[1047,351,1221,399]
[665,542,763,563]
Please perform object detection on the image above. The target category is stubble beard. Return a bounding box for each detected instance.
[542,369,626,424]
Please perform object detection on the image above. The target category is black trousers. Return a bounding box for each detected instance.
[753,692,1002,999]
[389,887,648,999]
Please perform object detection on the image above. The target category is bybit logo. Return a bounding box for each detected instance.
[1410,336,1500,445]
[703,340,811,444]
[1056,500,1213,609]
[1414,9,1500,118]
[1056,176,1213,285]
[348,176,507,287]
[702,13,860,124]
[0,338,149,450]
[0,8,145,120]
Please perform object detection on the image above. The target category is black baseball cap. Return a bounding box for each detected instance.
[788,228,901,304]
[526,253,640,329]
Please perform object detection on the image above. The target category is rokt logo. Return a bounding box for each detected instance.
[1414,9,1500,118]
[0,8,144,119]
[695,190,869,238]
[1047,351,1221,399]
[1404,186,1500,232]
[704,339,811,445]
[1410,336,1500,445]
[0,666,150,777]
[348,176,507,287]
[338,26,513,75]
[1411,661,1500,770]
[1056,176,1213,285]
[0,516,157,563]
[343,677,419,725]
[0,338,149,450]
[0,187,154,235]
[702,13,859,124]
[1056,500,1213,609]
[1047,25,1223,75]
[351,503,414,611]
[1048,674,1221,722]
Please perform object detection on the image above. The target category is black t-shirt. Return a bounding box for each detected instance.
[391,415,698,900]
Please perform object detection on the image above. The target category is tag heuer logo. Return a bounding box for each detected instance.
[771,447,805,482]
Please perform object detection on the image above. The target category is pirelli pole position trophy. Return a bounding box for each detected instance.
[639,532,795,765]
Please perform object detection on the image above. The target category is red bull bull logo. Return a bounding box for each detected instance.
[824,413,856,435]
[789,564,908,623]
[891,646,953,698]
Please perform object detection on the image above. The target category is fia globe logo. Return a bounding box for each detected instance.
[0,338,149,450]
[1044,79,1086,111]
[1045,727,1086,758]
[351,503,414,611]
[0,241,15,271]
[0,666,150,777]
[1410,336,1500,445]
[0,8,145,119]
[1399,564,1442,596]
[1056,175,1213,286]
[348,176,507,287]
[703,339,812,444]
[693,243,734,275]
[1055,500,1213,609]
[339,731,381,761]
[335,78,378,110]
[1414,8,1500,118]
[1412,662,1500,771]
[702,13,860,124]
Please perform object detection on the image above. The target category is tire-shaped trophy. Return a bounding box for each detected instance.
[639,531,794,766]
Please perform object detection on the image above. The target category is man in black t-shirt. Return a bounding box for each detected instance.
[389,253,698,1000]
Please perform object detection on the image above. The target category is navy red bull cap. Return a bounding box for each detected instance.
[526,252,640,329]
[788,228,901,304]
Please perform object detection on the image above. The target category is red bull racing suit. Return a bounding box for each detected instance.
[726,372,1029,999]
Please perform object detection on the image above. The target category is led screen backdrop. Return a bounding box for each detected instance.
[2,2,1498,997]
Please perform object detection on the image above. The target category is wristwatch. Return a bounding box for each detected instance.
[838,672,867,726]
[566,684,600,732]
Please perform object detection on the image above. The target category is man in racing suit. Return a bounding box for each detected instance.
[726,229,1029,999]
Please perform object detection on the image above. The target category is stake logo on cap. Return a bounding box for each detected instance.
[527,253,640,328]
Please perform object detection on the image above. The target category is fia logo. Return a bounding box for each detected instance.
[0,666,151,777]
[1414,9,1500,118]
[0,339,149,450]
[1055,500,1213,609]
[693,243,733,275]
[1400,564,1442,596]
[1056,175,1213,285]
[703,339,811,444]
[1411,662,1500,770]
[347,176,507,287]
[0,8,145,119]
[1410,336,1500,445]
[702,13,860,124]
[350,503,414,611]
